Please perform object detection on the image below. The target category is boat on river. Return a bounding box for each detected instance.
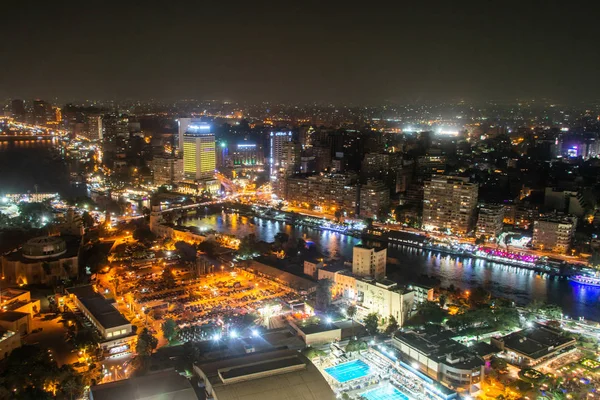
[570,275,600,287]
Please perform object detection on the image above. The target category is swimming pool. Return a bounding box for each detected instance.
[362,385,410,400]
[324,359,371,383]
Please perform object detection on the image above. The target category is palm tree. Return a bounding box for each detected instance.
[347,305,357,338]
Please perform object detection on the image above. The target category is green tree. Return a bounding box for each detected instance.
[334,209,343,222]
[197,240,217,257]
[133,225,156,243]
[174,241,197,261]
[136,328,158,357]
[239,234,257,257]
[162,267,176,289]
[302,347,326,359]
[162,318,178,343]
[81,211,95,228]
[469,286,491,307]
[439,294,447,308]
[385,315,399,334]
[347,305,357,337]
[364,312,380,336]
[274,232,289,248]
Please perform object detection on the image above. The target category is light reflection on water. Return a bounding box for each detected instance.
[187,213,600,320]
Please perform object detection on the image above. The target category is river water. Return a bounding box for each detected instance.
[0,138,85,197]
[3,140,597,321]
[184,212,600,321]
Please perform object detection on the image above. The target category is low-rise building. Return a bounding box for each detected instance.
[410,283,434,303]
[317,266,357,300]
[0,328,21,360]
[288,320,342,345]
[66,285,134,355]
[491,324,576,367]
[392,328,485,395]
[193,348,335,400]
[532,215,577,254]
[303,259,324,279]
[241,260,317,295]
[356,278,414,327]
[1,236,79,285]
[90,369,198,400]
[0,288,41,317]
[0,311,30,335]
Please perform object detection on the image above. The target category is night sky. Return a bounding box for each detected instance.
[2,1,599,104]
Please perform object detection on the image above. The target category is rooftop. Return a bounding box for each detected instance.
[245,260,316,293]
[195,348,335,400]
[297,322,341,335]
[0,311,29,322]
[354,244,385,251]
[67,285,130,329]
[90,369,197,400]
[393,328,485,371]
[499,324,575,360]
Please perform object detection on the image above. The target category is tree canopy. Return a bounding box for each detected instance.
[162,318,179,343]
[363,312,380,336]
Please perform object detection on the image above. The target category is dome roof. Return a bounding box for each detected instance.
[22,236,67,259]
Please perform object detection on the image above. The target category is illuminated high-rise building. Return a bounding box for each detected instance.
[269,131,292,176]
[183,123,216,180]
[177,118,204,152]
[422,175,478,235]
[151,155,184,186]
[84,115,103,140]
[11,99,26,121]
[32,99,53,125]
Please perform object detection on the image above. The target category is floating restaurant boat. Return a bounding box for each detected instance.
[570,275,600,287]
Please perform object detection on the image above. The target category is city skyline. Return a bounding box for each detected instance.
[3,2,600,103]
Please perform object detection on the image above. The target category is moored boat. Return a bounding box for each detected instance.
[570,275,600,287]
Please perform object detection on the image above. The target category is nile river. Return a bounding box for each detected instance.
[185,212,600,321]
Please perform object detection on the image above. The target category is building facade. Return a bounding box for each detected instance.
[352,245,387,279]
[1,236,79,285]
[532,216,577,254]
[359,180,390,218]
[476,204,504,240]
[423,175,478,235]
[151,155,183,186]
[269,131,293,176]
[317,267,356,300]
[356,278,414,327]
[285,173,359,215]
[183,123,216,180]
[0,329,21,360]
[392,329,485,395]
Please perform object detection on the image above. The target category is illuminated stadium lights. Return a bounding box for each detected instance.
[325,317,333,324]
[436,129,459,136]
[251,328,259,337]
[213,333,221,341]
[229,330,238,339]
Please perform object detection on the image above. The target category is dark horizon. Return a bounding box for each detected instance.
[3,1,600,104]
